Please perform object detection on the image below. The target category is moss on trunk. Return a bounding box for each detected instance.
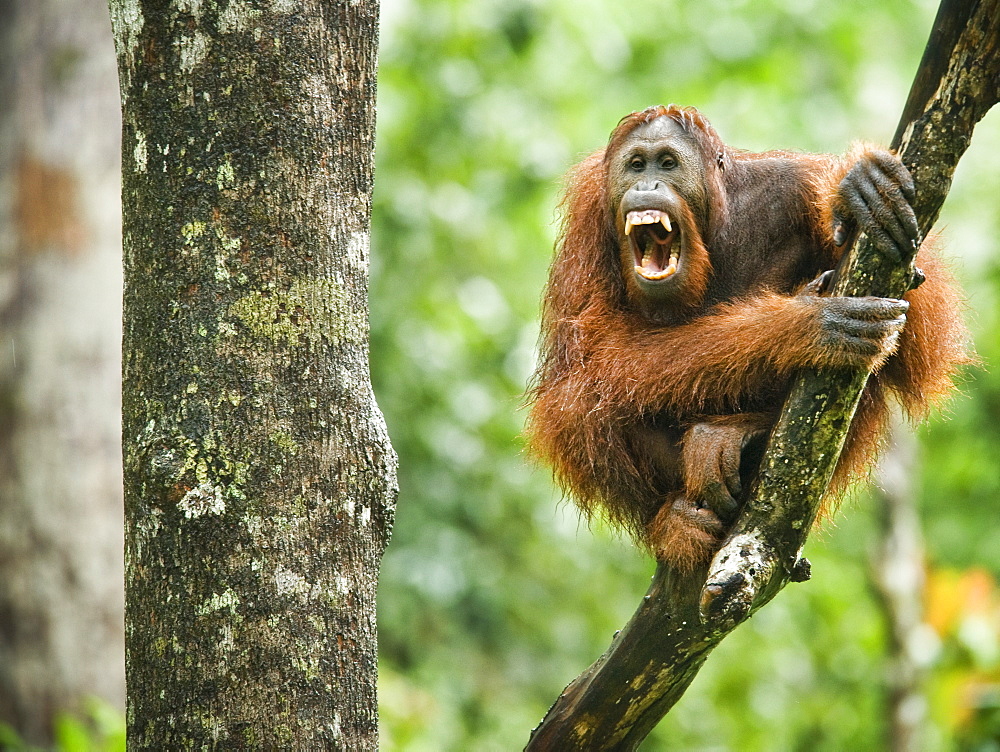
[109,1,396,747]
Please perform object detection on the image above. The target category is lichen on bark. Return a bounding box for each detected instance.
[110,0,395,747]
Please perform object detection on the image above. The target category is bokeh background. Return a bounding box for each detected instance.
[371,0,1000,749]
[1,0,999,749]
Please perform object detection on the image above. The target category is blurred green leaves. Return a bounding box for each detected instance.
[0,698,125,752]
[371,0,1000,748]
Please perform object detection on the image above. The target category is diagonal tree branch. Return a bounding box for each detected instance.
[526,1,1000,748]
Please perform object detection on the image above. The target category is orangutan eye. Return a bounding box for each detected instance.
[629,156,645,171]
[661,155,678,170]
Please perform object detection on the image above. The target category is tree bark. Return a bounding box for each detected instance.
[869,419,930,752]
[527,1,999,748]
[108,1,396,748]
[0,0,124,743]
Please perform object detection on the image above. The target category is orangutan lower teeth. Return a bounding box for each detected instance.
[635,250,680,280]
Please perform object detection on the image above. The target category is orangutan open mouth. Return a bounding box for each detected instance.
[626,209,679,280]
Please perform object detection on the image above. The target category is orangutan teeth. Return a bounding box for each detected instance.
[625,210,673,237]
[635,249,680,280]
[628,209,679,281]
[636,265,673,280]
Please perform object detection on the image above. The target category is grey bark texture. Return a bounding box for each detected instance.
[0,0,125,743]
[108,0,396,748]
[870,421,931,752]
[527,0,999,748]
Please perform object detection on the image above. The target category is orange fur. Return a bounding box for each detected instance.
[525,105,970,569]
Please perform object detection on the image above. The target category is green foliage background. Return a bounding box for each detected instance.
[371,0,1000,748]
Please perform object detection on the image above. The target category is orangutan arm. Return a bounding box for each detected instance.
[585,288,909,417]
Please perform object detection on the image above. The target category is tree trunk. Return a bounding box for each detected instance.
[0,0,124,743]
[108,1,396,747]
[869,420,930,752]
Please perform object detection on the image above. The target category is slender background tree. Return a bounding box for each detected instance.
[0,0,124,743]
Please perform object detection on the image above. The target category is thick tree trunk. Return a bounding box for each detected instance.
[0,0,124,743]
[108,1,396,747]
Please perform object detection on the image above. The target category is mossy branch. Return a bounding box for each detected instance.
[526,1,999,748]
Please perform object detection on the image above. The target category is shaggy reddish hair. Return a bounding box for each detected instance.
[526,105,970,569]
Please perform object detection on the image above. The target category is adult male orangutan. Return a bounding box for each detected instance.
[526,105,969,570]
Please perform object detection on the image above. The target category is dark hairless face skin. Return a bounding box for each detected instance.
[526,105,969,570]
[609,117,709,299]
